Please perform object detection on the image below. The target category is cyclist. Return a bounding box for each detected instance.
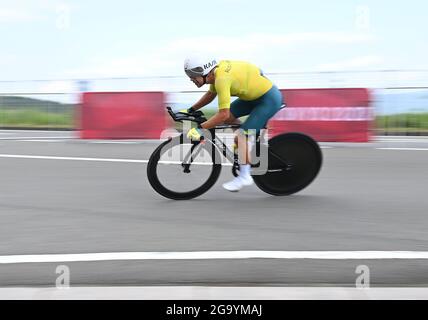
[184,57,283,192]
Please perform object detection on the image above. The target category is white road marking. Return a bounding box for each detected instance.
[0,139,161,144]
[377,136,428,141]
[15,139,68,143]
[2,286,428,300]
[377,147,428,151]
[0,154,232,166]
[1,251,428,264]
[0,136,72,140]
[377,139,428,143]
[84,140,162,144]
[0,154,148,163]
[0,138,335,146]
[87,141,143,144]
[0,130,72,133]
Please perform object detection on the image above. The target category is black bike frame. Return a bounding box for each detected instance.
[181,128,236,169]
[166,106,290,172]
[181,128,290,172]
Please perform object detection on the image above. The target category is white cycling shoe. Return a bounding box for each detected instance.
[222,175,254,192]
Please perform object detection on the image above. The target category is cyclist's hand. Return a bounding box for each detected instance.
[187,127,203,141]
[179,107,195,114]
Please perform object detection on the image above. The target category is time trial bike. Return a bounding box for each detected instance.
[147,106,322,200]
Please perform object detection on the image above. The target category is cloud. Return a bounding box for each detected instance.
[316,55,384,71]
[166,32,375,64]
[0,8,40,22]
[0,0,74,23]
[0,54,18,66]
[37,80,75,93]
[66,31,376,79]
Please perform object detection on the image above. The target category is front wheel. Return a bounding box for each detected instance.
[253,132,322,196]
[147,135,222,200]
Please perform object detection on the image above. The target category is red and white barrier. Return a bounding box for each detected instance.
[77,88,373,142]
[269,88,373,142]
[79,92,166,139]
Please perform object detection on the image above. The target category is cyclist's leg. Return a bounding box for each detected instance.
[228,98,254,156]
[222,100,257,191]
[240,85,283,133]
[224,98,252,125]
[223,86,283,191]
[239,85,283,166]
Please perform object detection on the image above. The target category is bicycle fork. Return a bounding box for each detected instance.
[181,140,203,173]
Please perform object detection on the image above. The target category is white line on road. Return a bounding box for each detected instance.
[0,136,72,140]
[87,141,145,144]
[0,154,148,163]
[3,286,428,300]
[15,139,68,143]
[0,130,72,133]
[0,139,162,144]
[2,251,428,264]
[0,154,232,166]
[377,139,428,143]
[376,147,428,151]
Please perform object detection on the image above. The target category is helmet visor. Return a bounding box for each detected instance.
[185,66,204,78]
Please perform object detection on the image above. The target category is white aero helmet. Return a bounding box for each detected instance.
[184,57,218,78]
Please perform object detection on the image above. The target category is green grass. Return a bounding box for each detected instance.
[376,113,428,134]
[170,110,428,134]
[377,113,428,127]
[0,109,74,128]
[202,110,428,130]
[2,108,428,133]
[204,110,428,131]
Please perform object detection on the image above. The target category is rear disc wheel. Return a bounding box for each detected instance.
[253,132,322,196]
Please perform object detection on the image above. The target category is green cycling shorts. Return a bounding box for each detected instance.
[230,85,283,134]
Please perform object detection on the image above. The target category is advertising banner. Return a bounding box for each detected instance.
[79,92,166,139]
[269,88,373,142]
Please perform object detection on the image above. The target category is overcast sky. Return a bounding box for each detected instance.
[1,0,427,92]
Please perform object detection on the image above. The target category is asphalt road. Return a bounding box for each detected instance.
[0,131,428,287]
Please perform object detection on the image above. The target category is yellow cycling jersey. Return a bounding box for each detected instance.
[209,60,273,109]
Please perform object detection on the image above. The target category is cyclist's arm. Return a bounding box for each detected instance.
[201,77,232,129]
[190,91,217,111]
[200,109,230,129]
